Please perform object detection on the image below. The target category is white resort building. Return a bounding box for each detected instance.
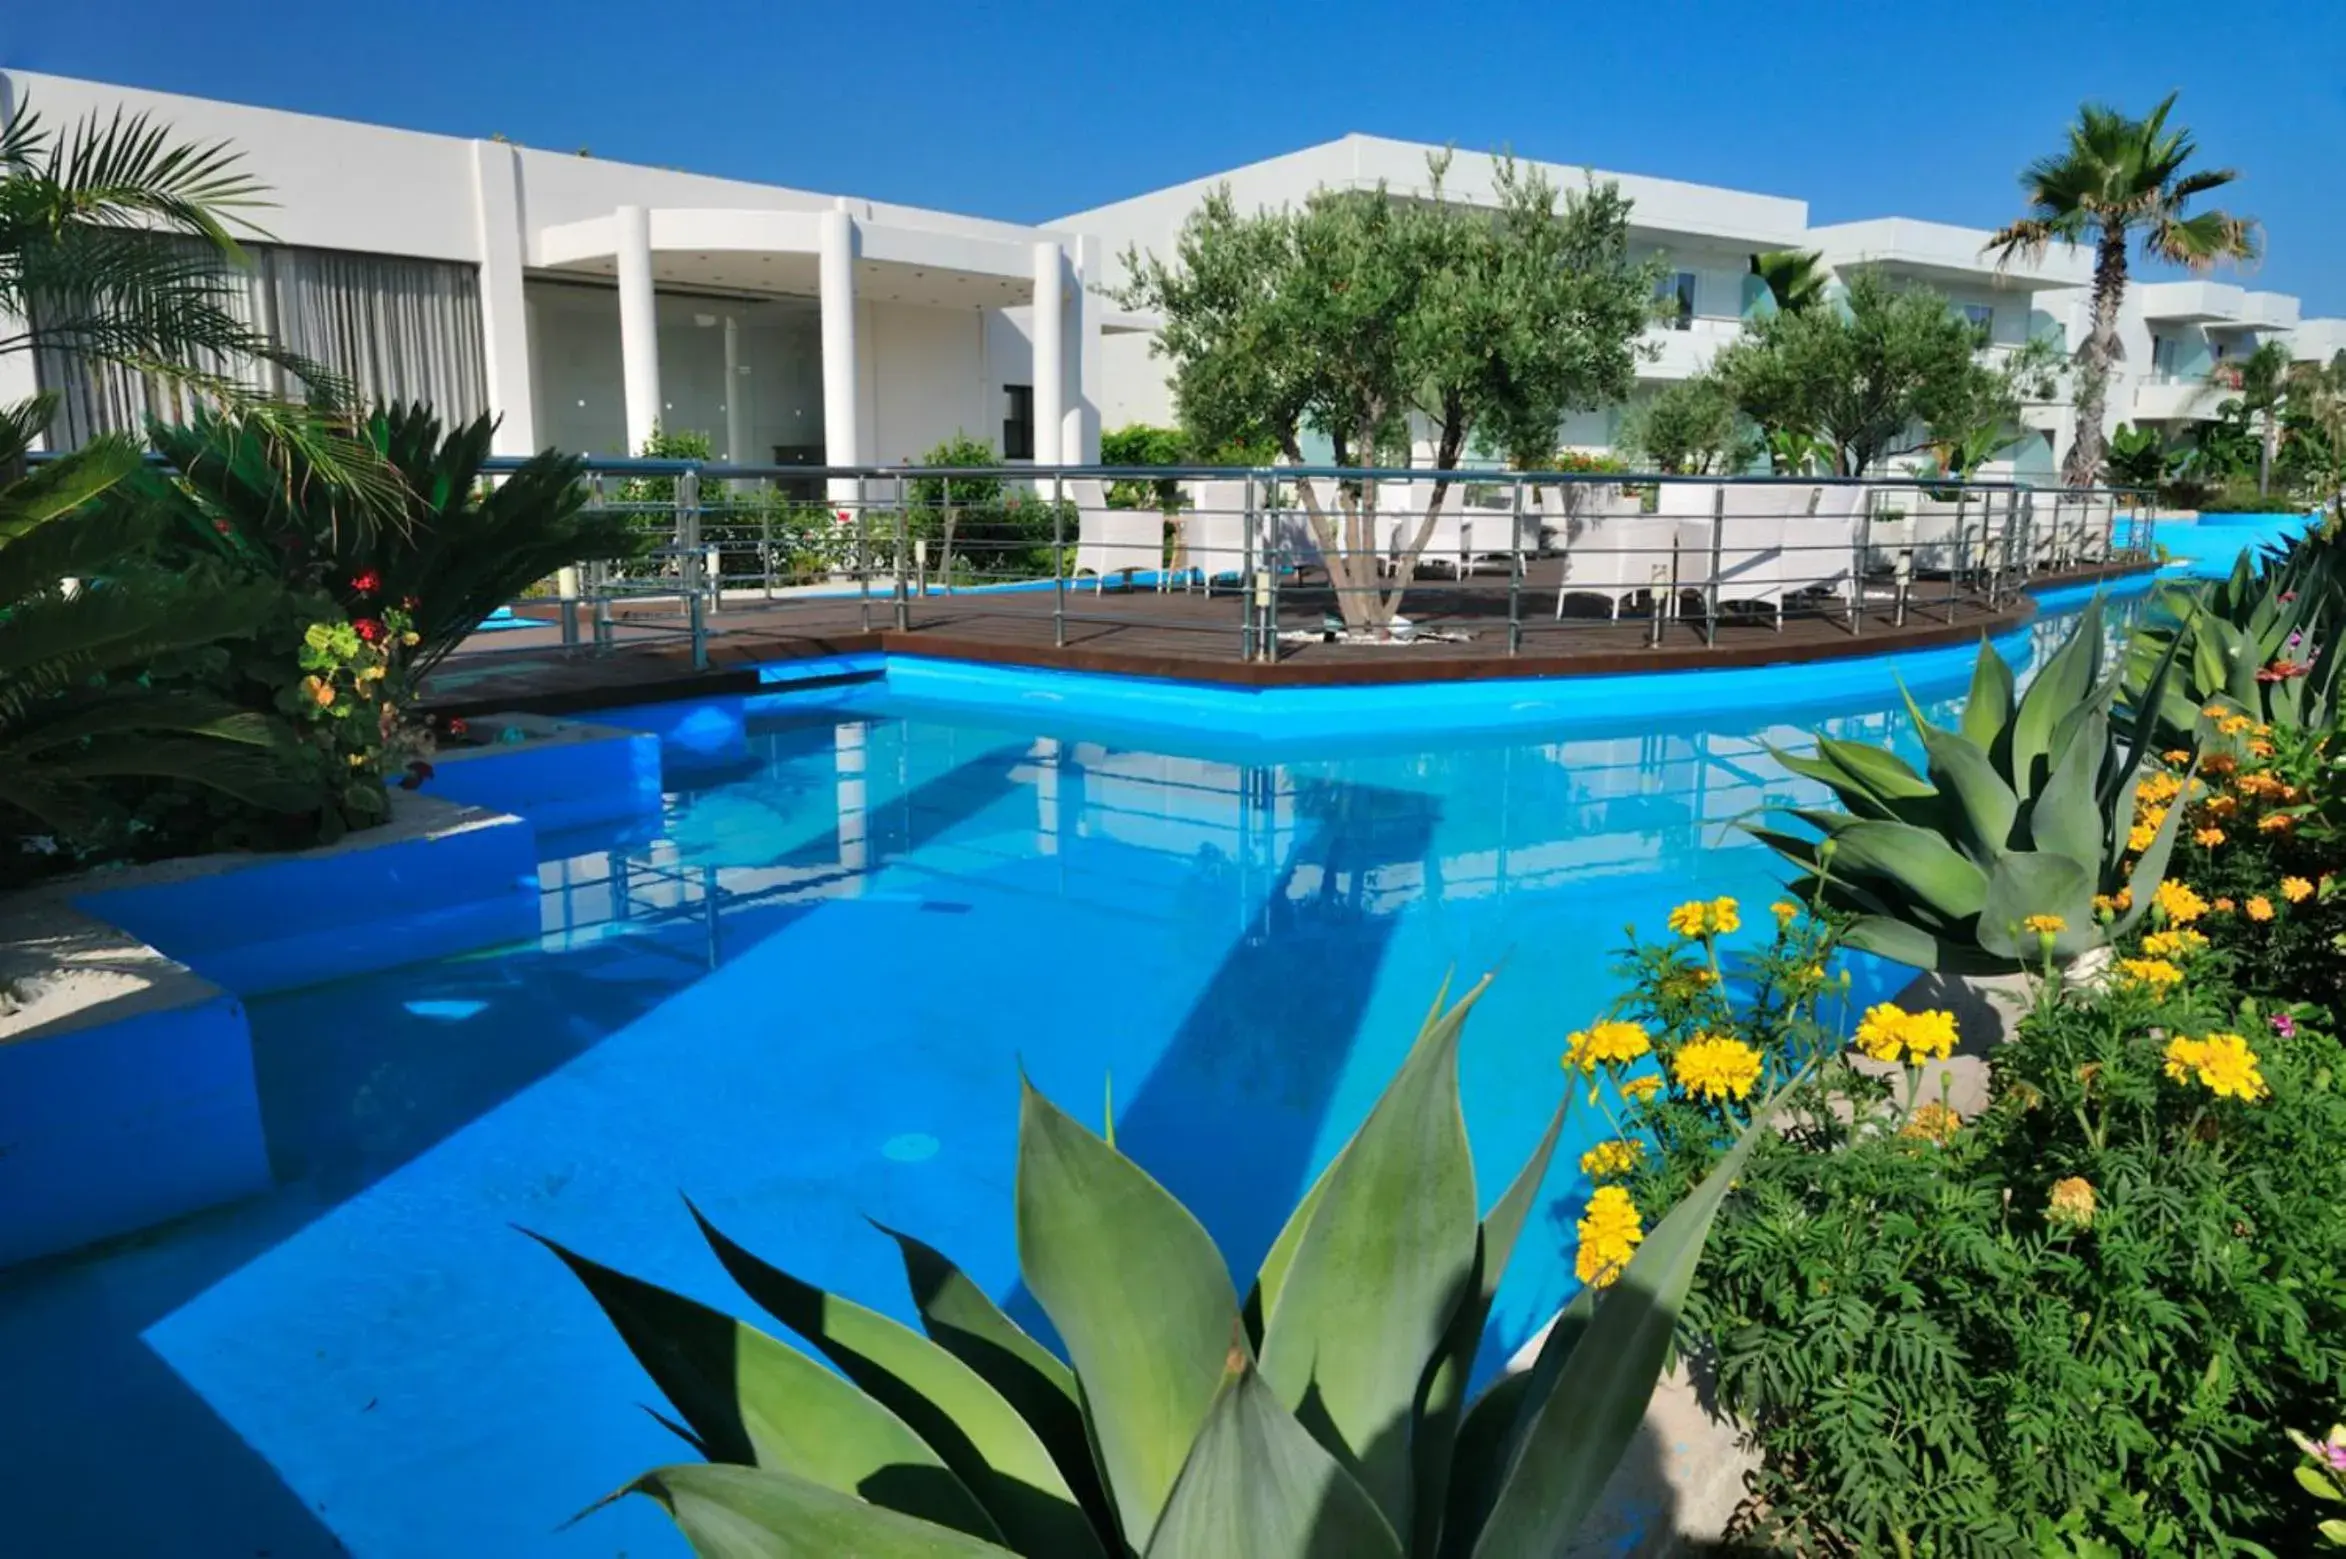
[5,69,2340,482]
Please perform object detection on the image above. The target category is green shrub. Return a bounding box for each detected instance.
[1615,903,2346,1556]
[534,979,1786,1556]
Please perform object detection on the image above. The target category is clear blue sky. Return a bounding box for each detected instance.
[18,0,2346,313]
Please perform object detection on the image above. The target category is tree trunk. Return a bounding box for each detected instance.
[2066,223,2130,488]
[2258,412,2275,496]
[1373,407,1472,626]
[1282,433,1384,635]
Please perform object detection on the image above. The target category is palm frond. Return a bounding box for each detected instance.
[38,107,272,251]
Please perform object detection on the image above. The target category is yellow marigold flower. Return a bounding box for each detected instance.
[2021,914,2067,935]
[2246,895,2274,922]
[1666,896,1741,938]
[1574,1185,1645,1288]
[1900,1100,1963,1145]
[2127,822,2158,853]
[1579,1139,1644,1179]
[2091,887,2133,918]
[2247,738,2275,758]
[2194,825,2225,847]
[2046,1177,2097,1230]
[2213,896,2236,914]
[2283,876,2314,903]
[2161,749,2192,766]
[2201,702,2229,719]
[2205,793,2239,818]
[2253,722,2272,736]
[400,629,421,647]
[2259,812,2295,834]
[1708,896,1741,935]
[1900,1008,1958,1061]
[2118,956,2184,992]
[2218,714,2254,737]
[1665,900,1709,938]
[2153,879,2208,924]
[1672,1034,1764,1102]
[2163,1032,2268,1101]
[1770,900,1799,927]
[2138,771,2182,805]
[1618,1075,1664,1102]
[1854,1002,1909,1063]
[1563,1020,1654,1074]
[2140,929,2207,958]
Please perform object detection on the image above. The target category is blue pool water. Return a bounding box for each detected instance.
[0,592,2143,1558]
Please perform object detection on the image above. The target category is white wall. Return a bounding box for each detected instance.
[867,300,988,465]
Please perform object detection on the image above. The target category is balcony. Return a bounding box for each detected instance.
[1636,318,1741,380]
[2237,290,2301,333]
[2138,281,2245,324]
[2133,375,2224,421]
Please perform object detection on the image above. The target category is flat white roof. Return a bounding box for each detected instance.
[1808,217,2090,292]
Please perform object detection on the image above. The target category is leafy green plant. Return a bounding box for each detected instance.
[2289,1423,2346,1548]
[2106,422,2173,490]
[2122,543,2344,744]
[136,402,635,691]
[1752,599,2189,971]
[1628,904,2346,1555]
[536,980,1782,1557]
[0,397,311,865]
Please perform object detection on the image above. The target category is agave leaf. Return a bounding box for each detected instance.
[1412,1094,1571,1558]
[621,1462,1020,1558]
[1958,635,2016,756]
[876,1222,1099,1508]
[2011,597,2102,799]
[530,1235,1003,1543]
[2026,706,2107,868]
[1816,820,1989,926]
[1839,914,1947,971]
[2115,626,2187,807]
[2191,618,2234,704]
[692,1208,1107,1559]
[1437,1291,1596,1559]
[1140,1361,1403,1559]
[1259,978,1488,1537]
[1977,852,2098,961]
[1907,706,2019,868]
[1761,743,1902,821]
[1016,1076,1241,1551]
[1246,1144,1343,1351]
[1469,1078,1791,1559]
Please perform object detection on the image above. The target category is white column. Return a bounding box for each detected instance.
[1031,241,1065,467]
[0,315,40,448]
[469,140,539,456]
[722,314,748,465]
[615,204,661,455]
[820,205,861,502]
[1066,234,1102,462]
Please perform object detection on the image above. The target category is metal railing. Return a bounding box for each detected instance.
[476,460,2158,672]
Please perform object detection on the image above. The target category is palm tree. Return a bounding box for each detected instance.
[2226,337,2292,495]
[1987,92,2257,487]
[1750,249,1829,315]
[0,103,396,507]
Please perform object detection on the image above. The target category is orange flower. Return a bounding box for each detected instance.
[2194,826,2225,847]
[2213,896,2237,914]
[2259,812,2295,835]
[2282,876,2314,903]
[2246,896,2275,922]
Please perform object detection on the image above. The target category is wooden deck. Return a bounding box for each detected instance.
[419,557,2159,717]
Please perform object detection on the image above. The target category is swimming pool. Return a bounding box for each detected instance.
[0,593,2138,1558]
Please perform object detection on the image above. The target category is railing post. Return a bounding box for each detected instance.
[893,472,911,632]
[856,479,873,633]
[760,500,775,600]
[1263,477,1282,659]
[679,467,702,598]
[688,587,708,670]
[1850,485,1869,637]
[559,594,579,647]
[1051,470,1067,649]
[1239,472,1258,661]
[1949,493,1968,621]
[1507,476,1525,656]
[1704,482,1724,648]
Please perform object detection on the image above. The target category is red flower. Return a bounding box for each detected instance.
[212,518,233,536]
[447,717,469,738]
[401,595,419,610]
[2257,658,2311,683]
[351,568,382,595]
[353,617,385,644]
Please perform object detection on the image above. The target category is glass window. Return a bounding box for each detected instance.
[2150,336,2179,378]
[1655,272,1697,332]
[1959,303,1994,340]
[1003,384,1035,460]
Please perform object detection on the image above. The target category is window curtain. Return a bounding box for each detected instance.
[33,240,488,448]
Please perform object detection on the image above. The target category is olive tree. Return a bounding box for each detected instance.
[1119,154,1656,632]
[1618,374,1752,475]
[1712,271,2024,478]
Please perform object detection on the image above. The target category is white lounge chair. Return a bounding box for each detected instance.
[1555,509,1684,619]
[1067,478,1164,593]
[1677,483,1818,629]
[1804,483,1869,616]
[1181,478,1255,593]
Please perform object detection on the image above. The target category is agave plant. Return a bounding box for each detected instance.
[535,979,1778,1558]
[1752,599,2190,972]
[132,402,638,690]
[2122,540,2343,744]
[0,394,307,844]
